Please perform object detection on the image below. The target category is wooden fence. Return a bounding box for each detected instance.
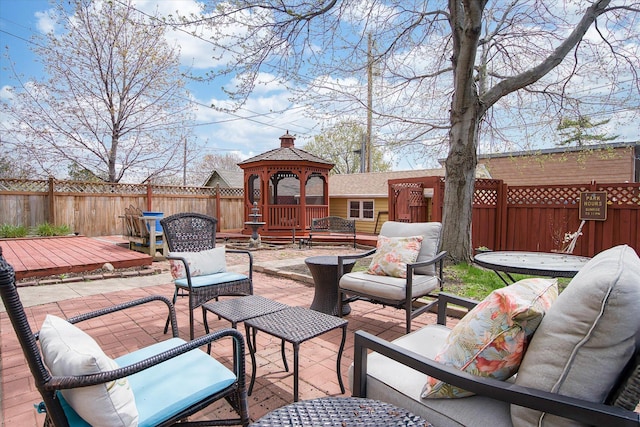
[3,177,639,257]
[0,178,244,237]
[437,179,640,257]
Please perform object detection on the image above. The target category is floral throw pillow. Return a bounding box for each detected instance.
[367,235,424,278]
[422,277,558,399]
[168,246,227,280]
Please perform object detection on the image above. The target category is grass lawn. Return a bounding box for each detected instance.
[444,262,571,300]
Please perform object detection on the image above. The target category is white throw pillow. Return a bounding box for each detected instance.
[39,315,138,427]
[168,246,227,279]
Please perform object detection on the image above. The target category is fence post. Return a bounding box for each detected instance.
[146,184,152,211]
[215,184,221,232]
[587,180,597,256]
[48,177,55,225]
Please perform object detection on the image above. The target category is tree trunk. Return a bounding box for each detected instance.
[442,104,481,263]
[442,0,485,263]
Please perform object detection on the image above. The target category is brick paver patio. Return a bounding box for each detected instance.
[0,245,439,425]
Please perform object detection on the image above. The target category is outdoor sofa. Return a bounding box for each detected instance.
[350,244,640,426]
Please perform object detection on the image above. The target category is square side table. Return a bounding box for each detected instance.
[244,306,348,402]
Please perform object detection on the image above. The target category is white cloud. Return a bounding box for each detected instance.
[35,9,57,34]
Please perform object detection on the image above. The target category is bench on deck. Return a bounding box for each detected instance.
[309,216,356,248]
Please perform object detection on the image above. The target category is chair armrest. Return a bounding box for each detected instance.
[435,292,478,325]
[352,330,640,427]
[338,249,377,275]
[407,251,447,293]
[224,249,254,281]
[43,328,246,391]
[408,250,448,270]
[46,295,179,338]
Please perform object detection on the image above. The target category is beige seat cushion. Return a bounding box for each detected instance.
[349,325,513,427]
[512,244,640,427]
[339,271,439,301]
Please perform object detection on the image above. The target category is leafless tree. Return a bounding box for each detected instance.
[303,120,392,174]
[175,0,639,261]
[1,0,194,183]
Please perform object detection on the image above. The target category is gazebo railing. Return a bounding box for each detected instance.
[266,205,329,231]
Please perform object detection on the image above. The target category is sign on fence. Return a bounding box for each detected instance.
[579,191,608,221]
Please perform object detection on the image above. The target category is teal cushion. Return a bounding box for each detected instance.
[59,338,237,427]
[175,272,248,288]
[116,338,237,427]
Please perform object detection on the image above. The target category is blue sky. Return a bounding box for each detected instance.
[1,1,638,178]
[0,0,324,169]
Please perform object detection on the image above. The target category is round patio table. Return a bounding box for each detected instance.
[474,251,591,285]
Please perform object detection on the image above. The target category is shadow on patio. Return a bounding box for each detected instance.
[0,245,440,425]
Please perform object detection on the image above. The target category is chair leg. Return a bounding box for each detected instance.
[164,287,179,335]
[405,300,412,334]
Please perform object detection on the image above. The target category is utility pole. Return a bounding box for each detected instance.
[182,137,187,186]
[366,33,373,173]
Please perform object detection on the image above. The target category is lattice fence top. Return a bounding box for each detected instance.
[0,178,246,197]
[596,184,640,205]
[55,181,146,194]
[0,179,49,192]
[507,185,590,206]
[474,188,498,205]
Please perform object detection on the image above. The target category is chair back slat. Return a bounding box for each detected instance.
[160,213,218,253]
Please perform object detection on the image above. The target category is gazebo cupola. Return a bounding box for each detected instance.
[237,132,334,237]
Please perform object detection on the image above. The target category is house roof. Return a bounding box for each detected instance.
[204,169,244,187]
[329,169,445,198]
[477,141,638,160]
[329,165,492,198]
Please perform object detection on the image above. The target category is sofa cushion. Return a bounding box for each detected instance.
[368,235,423,278]
[379,222,442,276]
[39,315,138,427]
[169,246,226,279]
[512,245,640,427]
[423,278,558,398]
[349,325,513,427]
[339,271,439,302]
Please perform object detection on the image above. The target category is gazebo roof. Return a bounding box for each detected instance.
[237,132,333,167]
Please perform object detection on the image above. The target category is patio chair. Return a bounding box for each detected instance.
[122,205,167,260]
[0,251,250,427]
[338,221,446,334]
[351,244,640,426]
[160,212,253,340]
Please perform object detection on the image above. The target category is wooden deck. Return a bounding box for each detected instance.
[0,236,152,280]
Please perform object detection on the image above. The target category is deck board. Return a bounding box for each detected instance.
[0,236,152,280]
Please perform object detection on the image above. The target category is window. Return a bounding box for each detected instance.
[348,200,374,220]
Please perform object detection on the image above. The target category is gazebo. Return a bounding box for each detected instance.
[238,132,334,237]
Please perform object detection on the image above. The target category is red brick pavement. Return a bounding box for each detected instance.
[1,246,439,425]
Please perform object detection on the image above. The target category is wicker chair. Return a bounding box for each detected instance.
[0,249,250,427]
[160,212,253,339]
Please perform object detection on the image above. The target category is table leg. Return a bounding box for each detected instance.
[493,270,516,285]
[245,324,258,396]
[293,342,300,402]
[203,307,212,354]
[281,339,289,372]
[336,325,346,394]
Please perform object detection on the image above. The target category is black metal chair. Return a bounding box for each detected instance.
[160,212,253,339]
[0,247,250,427]
[338,221,446,334]
[352,293,640,426]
